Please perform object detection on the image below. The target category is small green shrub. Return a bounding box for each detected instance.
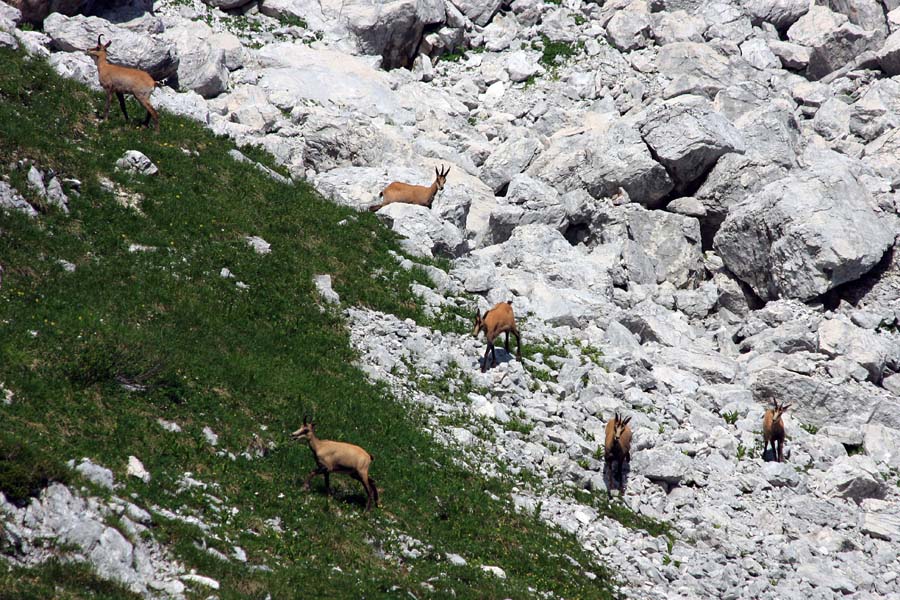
[722,411,739,426]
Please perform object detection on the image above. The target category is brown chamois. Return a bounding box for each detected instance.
[604,413,632,497]
[762,398,791,463]
[291,417,378,511]
[86,35,159,132]
[473,300,522,373]
[368,165,449,212]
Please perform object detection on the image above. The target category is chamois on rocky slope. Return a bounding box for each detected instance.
[368,165,449,212]
[291,417,378,511]
[473,300,522,373]
[762,398,790,463]
[87,35,159,132]
[604,413,632,497]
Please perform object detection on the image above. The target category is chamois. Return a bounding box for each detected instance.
[762,398,791,463]
[473,300,521,373]
[368,165,449,212]
[291,417,378,511]
[604,413,632,497]
[86,35,159,132]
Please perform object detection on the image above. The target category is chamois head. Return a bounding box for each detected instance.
[770,398,791,421]
[434,165,450,191]
[611,413,631,443]
[291,415,316,441]
[87,35,112,62]
[472,310,485,337]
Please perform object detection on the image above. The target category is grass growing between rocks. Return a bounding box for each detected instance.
[0,49,617,598]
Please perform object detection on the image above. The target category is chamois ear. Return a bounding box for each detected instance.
[781,403,792,411]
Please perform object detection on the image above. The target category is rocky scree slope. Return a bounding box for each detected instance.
[3,0,900,598]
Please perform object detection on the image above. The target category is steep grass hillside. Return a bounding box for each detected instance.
[0,48,618,598]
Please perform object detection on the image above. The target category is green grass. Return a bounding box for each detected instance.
[0,561,143,600]
[534,35,585,68]
[800,423,819,435]
[0,431,69,506]
[0,49,617,598]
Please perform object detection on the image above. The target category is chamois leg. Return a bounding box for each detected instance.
[115,92,129,122]
[323,472,331,495]
[491,342,498,367]
[616,459,624,493]
[103,89,112,120]
[351,472,376,511]
[603,457,613,499]
[136,95,159,132]
[504,332,510,353]
[481,343,493,373]
[368,476,379,509]
[777,438,784,463]
[303,467,326,491]
[513,328,522,360]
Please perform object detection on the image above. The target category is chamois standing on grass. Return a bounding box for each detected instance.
[604,413,632,497]
[87,35,159,132]
[291,417,379,512]
[473,300,522,373]
[762,398,791,463]
[368,165,450,212]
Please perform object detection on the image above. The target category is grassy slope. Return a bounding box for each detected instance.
[0,49,618,599]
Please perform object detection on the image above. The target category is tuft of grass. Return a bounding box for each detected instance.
[0,431,69,507]
[505,412,535,436]
[534,35,584,68]
[0,48,617,599]
[800,423,819,435]
[722,411,739,426]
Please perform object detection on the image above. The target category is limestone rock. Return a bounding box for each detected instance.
[43,14,178,81]
[714,151,894,301]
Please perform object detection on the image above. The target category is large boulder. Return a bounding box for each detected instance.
[375,203,466,259]
[448,0,501,26]
[863,424,900,470]
[453,225,617,326]
[526,113,673,207]
[815,455,887,501]
[787,6,880,80]
[344,0,445,68]
[818,318,894,382]
[43,13,178,81]
[255,43,411,124]
[824,0,888,38]
[605,7,652,51]
[750,367,880,428]
[632,445,693,484]
[162,21,228,98]
[7,0,95,25]
[656,41,734,99]
[714,151,895,301]
[637,95,745,192]
[606,205,703,287]
[747,0,810,30]
[479,133,542,194]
